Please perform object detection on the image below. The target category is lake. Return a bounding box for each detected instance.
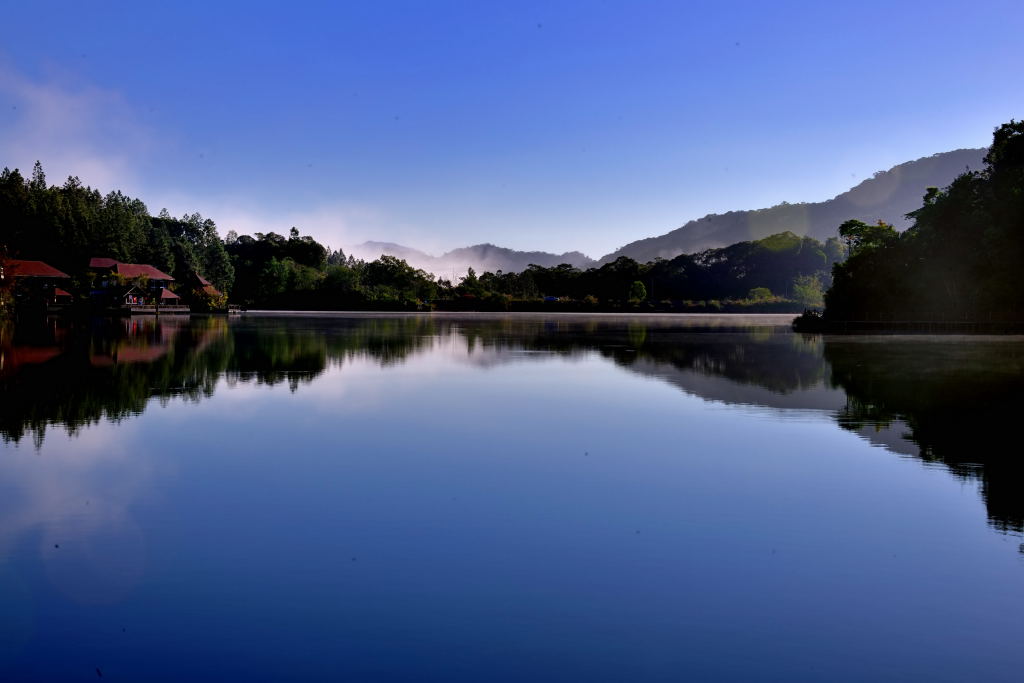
[1,313,1022,682]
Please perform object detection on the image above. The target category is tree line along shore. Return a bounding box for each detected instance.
[793,120,1023,332]
[2,120,1020,325]
[0,165,842,315]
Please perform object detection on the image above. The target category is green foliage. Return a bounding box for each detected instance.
[748,287,773,301]
[791,275,824,309]
[227,228,344,305]
[757,232,802,252]
[323,264,360,293]
[671,231,831,300]
[222,229,441,309]
[153,211,235,294]
[0,161,850,314]
[190,286,229,312]
[837,219,898,258]
[426,231,836,311]
[0,163,234,297]
[361,254,436,303]
[457,267,484,297]
[425,234,830,309]
[824,236,848,264]
[822,120,1024,321]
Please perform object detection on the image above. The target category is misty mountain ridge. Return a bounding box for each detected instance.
[347,241,595,278]
[349,147,986,275]
[598,147,986,264]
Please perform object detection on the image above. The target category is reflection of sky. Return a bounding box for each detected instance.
[0,418,155,578]
[2,341,1023,681]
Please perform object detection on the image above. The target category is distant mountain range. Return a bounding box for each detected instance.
[598,148,986,265]
[348,147,987,275]
[346,241,595,278]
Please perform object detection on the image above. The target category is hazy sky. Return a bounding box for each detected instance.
[1,1,1021,257]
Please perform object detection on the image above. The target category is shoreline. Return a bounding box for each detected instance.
[792,317,1024,335]
[240,310,801,325]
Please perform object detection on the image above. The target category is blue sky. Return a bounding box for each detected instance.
[1,0,1021,257]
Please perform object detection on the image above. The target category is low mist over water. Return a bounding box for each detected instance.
[1,314,1022,681]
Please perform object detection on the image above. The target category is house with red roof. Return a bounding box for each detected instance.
[88,257,188,315]
[2,259,71,280]
[88,257,175,288]
[53,288,73,305]
[87,257,121,270]
[194,272,222,298]
[172,270,229,312]
[1,259,73,310]
[189,271,226,303]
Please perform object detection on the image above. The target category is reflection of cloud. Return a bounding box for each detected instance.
[0,419,157,604]
[0,65,154,194]
[295,349,451,412]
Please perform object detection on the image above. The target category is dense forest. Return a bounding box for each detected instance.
[0,163,234,295]
[804,120,1023,324]
[221,227,842,311]
[1,161,845,313]
[3,122,1021,319]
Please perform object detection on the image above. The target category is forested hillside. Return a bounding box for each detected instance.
[805,121,1023,323]
[599,148,986,264]
[0,162,234,295]
[11,123,1013,319]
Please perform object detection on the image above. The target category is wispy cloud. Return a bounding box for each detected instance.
[0,64,157,194]
[0,65,422,249]
[205,201,381,251]
[149,194,429,252]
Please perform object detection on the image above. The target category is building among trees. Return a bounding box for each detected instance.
[0,259,71,312]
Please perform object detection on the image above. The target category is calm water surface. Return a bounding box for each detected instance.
[1,313,1022,681]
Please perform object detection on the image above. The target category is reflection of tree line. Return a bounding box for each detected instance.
[0,317,442,445]
[595,328,1024,535]
[2,317,1020,534]
[456,319,829,394]
[0,317,232,446]
[825,341,1024,533]
[223,317,441,389]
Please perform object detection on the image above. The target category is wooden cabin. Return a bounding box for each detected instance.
[89,257,175,290]
[1,259,72,311]
[89,257,189,315]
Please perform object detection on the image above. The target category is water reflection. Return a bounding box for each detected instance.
[825,339,1024,533]
[0,317,231,446]
[2,314,1022,537]
[3,314,1023,681]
